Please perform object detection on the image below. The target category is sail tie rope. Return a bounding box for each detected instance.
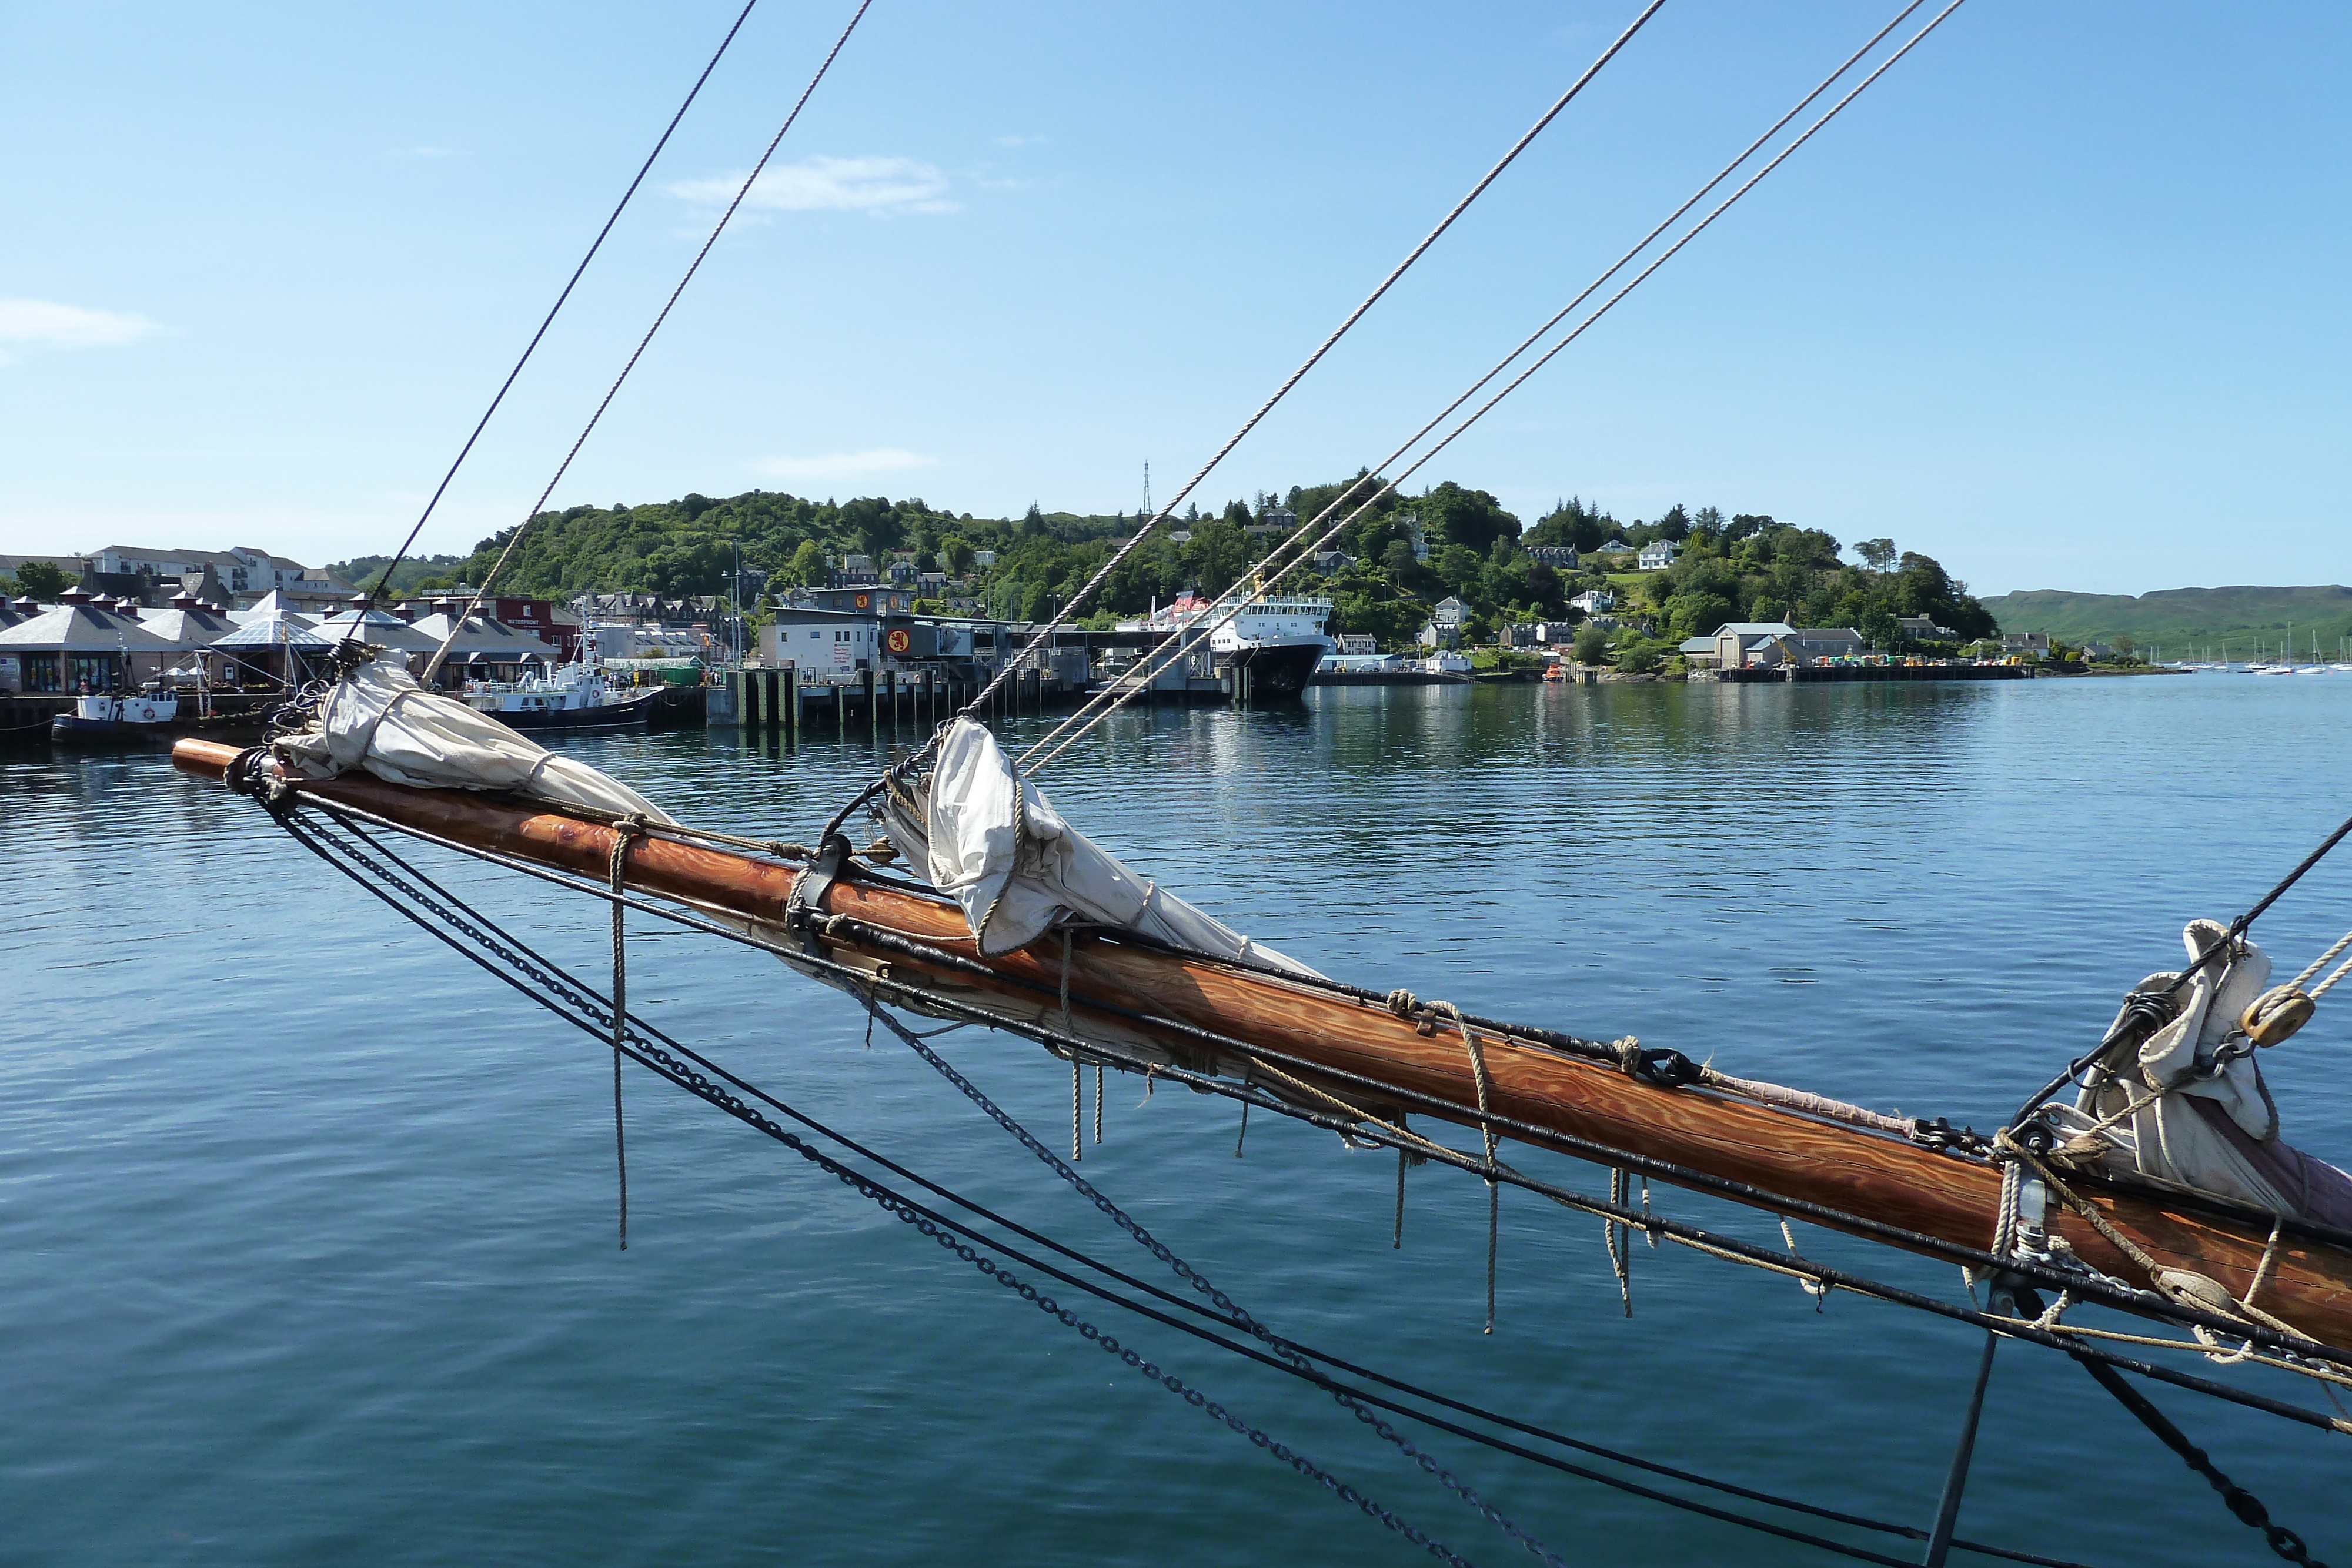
[609,813,647,1250]
[1434,1001,1502,1335]
[2290,927,2352,994]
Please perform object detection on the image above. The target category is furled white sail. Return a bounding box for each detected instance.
[2054,920,2352,1225]
[878,717,1318,975]
[276,654,672,822]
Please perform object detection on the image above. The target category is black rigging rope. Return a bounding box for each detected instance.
[282,787,2352,1392]
[311,811,2085,1567]
[352,0,764,624]
[424,0,877,683]
[851,991,1570,1567]
[268,800,2101,1568]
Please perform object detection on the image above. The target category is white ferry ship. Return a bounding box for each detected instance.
[1116,590,1337,697]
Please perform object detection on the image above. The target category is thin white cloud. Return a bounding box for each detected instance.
[993,134,1047,148]
[753,449,937,482]
[671,155,956,215]
[0,298,159,350]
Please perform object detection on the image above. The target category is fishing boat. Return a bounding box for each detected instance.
[459,658,663,731]
[51,687,178,744]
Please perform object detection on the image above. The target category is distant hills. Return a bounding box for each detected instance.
[1981,586,2352,657]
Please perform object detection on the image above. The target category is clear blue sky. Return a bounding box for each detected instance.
[2,1,2344,596]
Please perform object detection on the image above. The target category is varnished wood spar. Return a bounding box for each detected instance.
[174,738,2352,1346]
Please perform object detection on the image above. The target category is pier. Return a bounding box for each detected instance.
[709,654,1246,739]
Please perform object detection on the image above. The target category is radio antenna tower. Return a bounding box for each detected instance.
[1141,462,1151,525]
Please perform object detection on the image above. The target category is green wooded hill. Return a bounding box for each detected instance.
[306,483,1994,661]
[1980,586,2352,657]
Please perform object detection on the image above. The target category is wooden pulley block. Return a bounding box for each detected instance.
[2240,984,2316,1047]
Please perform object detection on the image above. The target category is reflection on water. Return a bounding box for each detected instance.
[4,676,2350,1566]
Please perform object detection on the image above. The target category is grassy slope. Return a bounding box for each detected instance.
[1980,586,2352,653]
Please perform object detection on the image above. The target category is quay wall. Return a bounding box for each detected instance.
[1705,664,2029,684]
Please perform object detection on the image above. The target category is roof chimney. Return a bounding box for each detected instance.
[60,584,92,604]
[13,595,38,613]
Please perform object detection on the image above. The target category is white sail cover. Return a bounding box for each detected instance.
[880,718,1318,975]
[2054,920,2352,1225]
[275,654,673,822]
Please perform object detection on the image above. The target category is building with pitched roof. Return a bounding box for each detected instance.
[78,545,357,609]
[0,600,181,691]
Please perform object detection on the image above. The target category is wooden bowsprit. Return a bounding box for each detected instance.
[172,737,2352,1360]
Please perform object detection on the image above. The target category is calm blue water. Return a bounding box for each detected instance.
[7,674,2351,1566]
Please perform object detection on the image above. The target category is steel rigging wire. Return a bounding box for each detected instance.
[1017,0,1934,770]
[351,0,766,628]
[1022,0,1973,774]
[934,0,1672,730]
[421,0,880,684]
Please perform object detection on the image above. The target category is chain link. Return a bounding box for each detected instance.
[867,1005,1568,1568]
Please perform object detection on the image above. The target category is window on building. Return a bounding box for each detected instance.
[23,653,60,692]
[66,653,119,691]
